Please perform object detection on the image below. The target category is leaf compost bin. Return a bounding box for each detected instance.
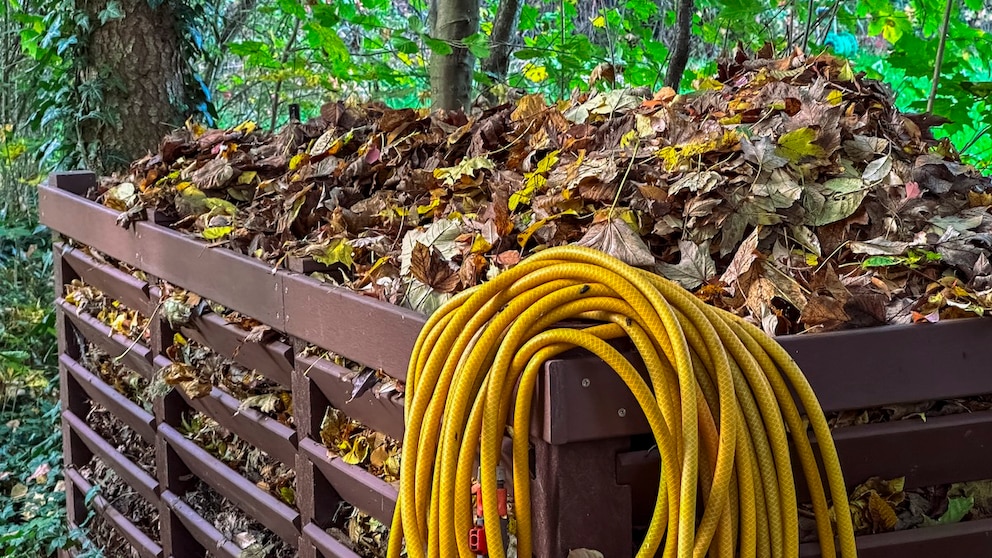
[43,170,992,558]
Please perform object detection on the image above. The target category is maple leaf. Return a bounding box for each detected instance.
[656,240,716,290]
[740,135,788,170]
[575,218,655,267]
[433,156,495,186]
[192,158,236,190]
[399,219,462,275]
[409,242,460,293]
[802,178,869,226]
[310,238,355,269]
[776,127,825,163]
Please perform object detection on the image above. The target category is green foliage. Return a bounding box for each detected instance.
[845,0,992,170]
[5,0,992,170]
[0,218,78,557]
[0,0,988,552]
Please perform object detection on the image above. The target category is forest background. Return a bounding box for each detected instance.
[0,0,990,555]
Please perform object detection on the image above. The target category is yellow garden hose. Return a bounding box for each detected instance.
[386,245,858,558]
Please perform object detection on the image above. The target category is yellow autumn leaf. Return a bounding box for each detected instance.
[617,208,640,231]
[517,210,578,247]
[776,127,825,163]
[591,15,606,28]
[312,238,354,268]
[343,436,370,465]
[289,153,308,171]
[657,146,682,171]
[202,226,233,240]
[203,197,238,216]
[620,129,639,149]
[523,63,548,83]
[324,130,354,156]
[417,197,441,215]
[433,156,495,185]
[471,234,492,254]
[535,150,559,173]
[509,173,546,210]
[358,256,392,285]
[110,313,127,335]
[237,171,258,185]
[826,90,844,105]
[185,116,206,138]
[838,61,855,83]
[695,77,724,91]
[233,120,257,134]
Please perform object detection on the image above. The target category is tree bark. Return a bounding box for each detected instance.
[664,0,693,90]
[429,0,480,111]
[482,0,523,82]
[80,0,187,173]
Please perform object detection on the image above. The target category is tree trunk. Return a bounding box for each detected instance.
[80,0,187,173]
[429,0,480,111]
[482,0,523,82]
[664,0,693,90]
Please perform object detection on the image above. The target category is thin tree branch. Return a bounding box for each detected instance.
[269,16,302,132]
[927,0,954,115]
[800,0,815,50]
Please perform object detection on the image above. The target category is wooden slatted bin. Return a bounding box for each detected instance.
[42,171,992,558]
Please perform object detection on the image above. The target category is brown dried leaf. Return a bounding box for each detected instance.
[656,240,716,290]
[800,295,849,331]
[409,243,460,293]
[192,159,236,190]
[576,218,655,267]
[162,362,212,399]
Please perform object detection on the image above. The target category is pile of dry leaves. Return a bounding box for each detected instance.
[319,407,401,483]
[98,47,992,335]
[179,411,297,508]
[65,279,150,342]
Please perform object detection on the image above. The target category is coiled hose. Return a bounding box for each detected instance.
[387,245,858,558]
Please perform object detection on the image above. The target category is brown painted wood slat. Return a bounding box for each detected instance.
[804,409,992,497]
[178,383,298,467]
[160,490,243,558]
[61,354,156,442]
[40,182,426,377]
[63,411,159,505]
[618,411,992,528]
[781,317,992,413]
[160,424,301,546]
[298,354,405,442]
[181,311,293,388]
[540,315,992,444]
[59,243,157,317]
[64,467,164,558]
[58,298,154,379]
[282,273,423,381]
[799,517,992,558]
[303,523,362,558]
[40,185,284,325]
[299,437,397,525]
